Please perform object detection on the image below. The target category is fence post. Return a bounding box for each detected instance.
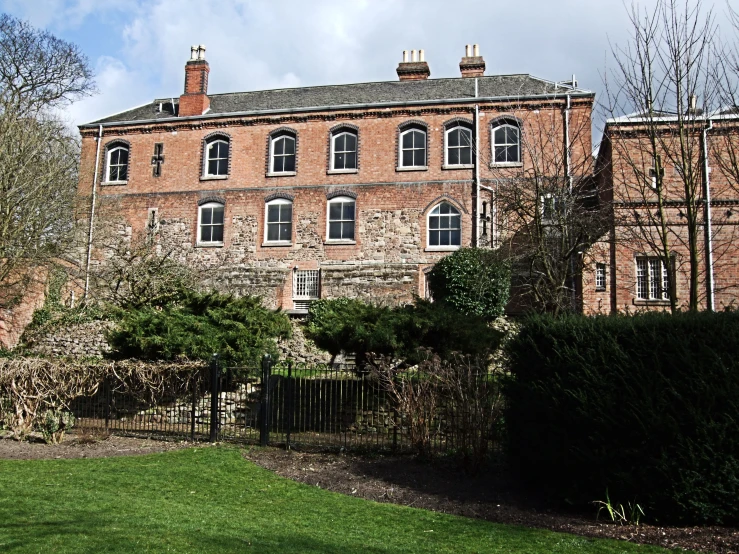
[209,353,220,443]
[260,353,272,447]
[190,368,199,442]
[286,361,293,450]
[103,376,110,432]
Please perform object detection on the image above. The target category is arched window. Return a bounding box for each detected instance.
[203,136,229,177]
[265,198,293,243]
[445,124,472,166]
[330,129,358,171]
[428,202,461,247]
[327,195,355,240]
[492,123,520,164]
[399,126,427,168]
[198,201,225,245]
[270,131,296,174]
[105,143,129,183]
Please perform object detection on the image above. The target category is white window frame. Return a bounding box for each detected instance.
[326,195,356,242]
[444,125,473,168]
[329,130,358,173]
[426,201,462,251]
[203,138,229,178]
[398,127,427,170]
[105,144,129,184]
[263,198,293,245]
[635,256,671,301]
[269,134,296,175]
[491,123,521,165]
[595,262,606,291]
[540,193,559,223]
[197,201,225,246]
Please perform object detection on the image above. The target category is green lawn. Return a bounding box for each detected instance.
[0,447,682,553]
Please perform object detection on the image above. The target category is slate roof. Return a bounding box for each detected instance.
[83,74,593,127]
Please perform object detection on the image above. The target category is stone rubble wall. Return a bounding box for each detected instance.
[22,320,113,358]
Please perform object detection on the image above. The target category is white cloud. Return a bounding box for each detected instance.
[63,55,152,127]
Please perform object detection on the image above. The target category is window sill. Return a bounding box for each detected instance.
[324,240,357,245]
[396,166,428,172]
[327,169,358,175]
[200,175,228,181]
[101,181,128,186]
[262,241,292,247]
[633,299,672,306]
[490,162,523,168]
[425,246,461,252]
[442,164,474,170]
[266,171,296,178]
[195,242,224,248]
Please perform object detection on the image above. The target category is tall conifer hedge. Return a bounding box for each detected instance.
[505,311,739,524]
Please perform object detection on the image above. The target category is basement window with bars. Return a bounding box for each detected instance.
[636,256,671,300]
[293,269,320,311]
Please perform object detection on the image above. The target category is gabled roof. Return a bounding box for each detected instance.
[81,74,594,128]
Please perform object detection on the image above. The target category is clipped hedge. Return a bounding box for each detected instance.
[504,311,739,525]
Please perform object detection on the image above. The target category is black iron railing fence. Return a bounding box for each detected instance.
[67,355,501,455]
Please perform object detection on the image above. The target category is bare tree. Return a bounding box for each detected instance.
[602,0,722,312]
[484,94,606,315]
[0,14,95,310]
[0,14,94,115]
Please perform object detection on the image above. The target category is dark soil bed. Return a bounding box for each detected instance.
[0,430,191,460]
[1,433,735,553]
[242,447,738,554]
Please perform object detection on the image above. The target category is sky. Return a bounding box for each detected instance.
[0,0,735,143]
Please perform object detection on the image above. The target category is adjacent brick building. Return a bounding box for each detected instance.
[583,110,739,314]
[77,45,595,313]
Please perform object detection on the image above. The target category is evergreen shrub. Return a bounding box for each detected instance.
[427,247,510,321]
[504,311,739,524]
[306,298,500,364]
[107,291,291,367]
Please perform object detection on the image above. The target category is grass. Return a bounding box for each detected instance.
[0,446,684,553]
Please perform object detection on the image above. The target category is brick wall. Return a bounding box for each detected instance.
[78,96,592,308]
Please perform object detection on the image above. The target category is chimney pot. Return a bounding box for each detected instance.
[197,45,206,60]
[190,46,197,60]
[460,44,485,78]
[396,49,430,81]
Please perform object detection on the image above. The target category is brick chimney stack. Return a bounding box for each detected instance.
[396,49,430,81]
[179,45,210,116]
[459,44,485,78]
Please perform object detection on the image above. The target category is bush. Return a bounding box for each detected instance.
[427,248,510,321]
[107,291,291,367]
[306,297,501,365]
[504,311,739,525]
[40,410,75,444]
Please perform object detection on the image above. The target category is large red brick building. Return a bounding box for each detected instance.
[76,45,594,313]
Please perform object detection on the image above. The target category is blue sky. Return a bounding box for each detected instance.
[0,0,732,140]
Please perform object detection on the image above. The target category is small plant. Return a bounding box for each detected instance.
[593,489,645,526]
[39,410,75,444]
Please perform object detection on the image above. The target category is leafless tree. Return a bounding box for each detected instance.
[602,0,723,312]
[0,14,95,310]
